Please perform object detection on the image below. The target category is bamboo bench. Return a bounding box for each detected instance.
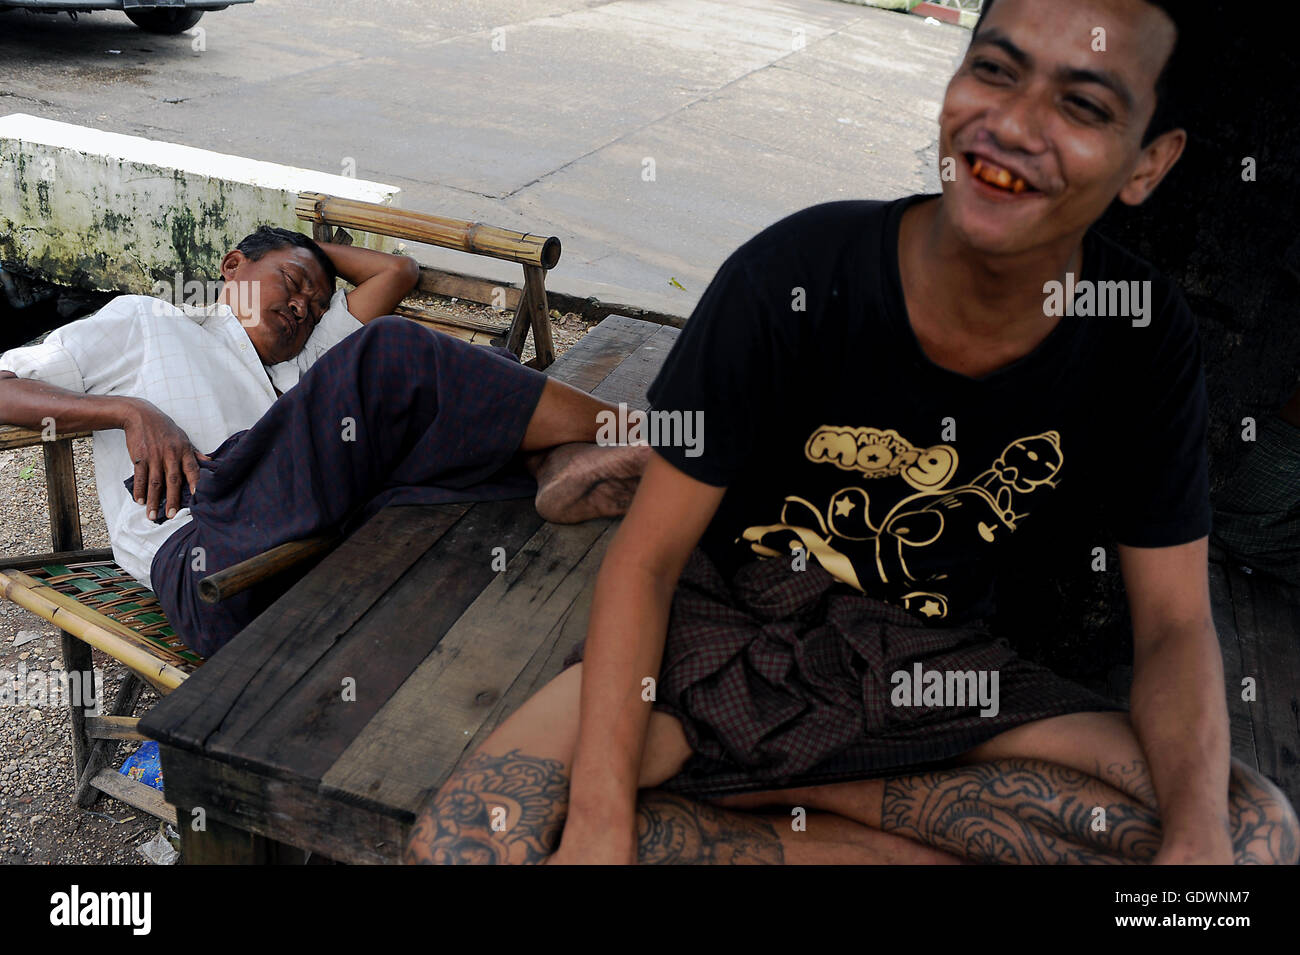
[0,194,564,823]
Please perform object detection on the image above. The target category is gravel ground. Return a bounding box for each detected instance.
[0,438,165,864]
[0,303,595,865]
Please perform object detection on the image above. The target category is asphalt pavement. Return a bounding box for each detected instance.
[0,0,968,316]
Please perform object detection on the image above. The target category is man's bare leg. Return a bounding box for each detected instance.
[711,711,1299,865]
[517,379,651,524]
[402,664,960,865]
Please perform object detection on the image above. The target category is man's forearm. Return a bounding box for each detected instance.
[317,240,418,288]
[0,373,138,433]
[1129,620,1232,855]
[565,539,676,837]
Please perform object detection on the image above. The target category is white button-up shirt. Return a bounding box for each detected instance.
[0,289,362,589]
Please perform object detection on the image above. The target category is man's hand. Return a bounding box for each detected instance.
[121,398,209,521]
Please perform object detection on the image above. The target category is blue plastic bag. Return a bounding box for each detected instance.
[119,740,164,792]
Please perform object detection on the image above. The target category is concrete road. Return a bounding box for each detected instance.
[0,0,968,316]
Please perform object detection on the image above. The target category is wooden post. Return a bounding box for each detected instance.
[507,266,556,368]
[523,265,555,369]
[41,439,97,796]
[43,439,81,553]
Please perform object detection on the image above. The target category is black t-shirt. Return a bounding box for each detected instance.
[647,195,1211,626]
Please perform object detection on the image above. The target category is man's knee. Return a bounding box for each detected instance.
[403,748,569,865]
[1229,761,1300,864]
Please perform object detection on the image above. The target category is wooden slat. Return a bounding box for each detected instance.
[416,266,521,310]
[543,314,660,392]
[403,320,504,347]
[394,304,510,337]
[0,547,115,571]
[321,518,615,813]
[139,505,464,751]
[215,499,543,783]
[589,323,680,404]
[87,716,146,741]
[466,559,597,746]
[1227,566,1300,803]
[89,769,178,827]
[0,425,91,450]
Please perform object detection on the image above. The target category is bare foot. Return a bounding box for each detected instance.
[531,442,653,523]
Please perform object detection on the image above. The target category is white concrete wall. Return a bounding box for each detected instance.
[0,113,400,293]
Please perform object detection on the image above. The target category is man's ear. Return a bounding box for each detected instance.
[1117,127,1187,207]
[219,249,247,280]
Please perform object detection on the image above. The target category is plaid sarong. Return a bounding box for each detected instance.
[566,547,1124,797]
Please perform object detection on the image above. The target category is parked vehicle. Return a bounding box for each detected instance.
[0,0,253,34]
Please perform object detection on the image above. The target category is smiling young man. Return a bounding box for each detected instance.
[404,0,1299,865]
[0,227,648,658]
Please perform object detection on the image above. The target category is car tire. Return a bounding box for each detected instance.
[125,9,204,34]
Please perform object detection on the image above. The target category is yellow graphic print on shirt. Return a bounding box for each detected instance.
[740,427,1063,620]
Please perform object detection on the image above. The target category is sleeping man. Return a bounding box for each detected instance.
[0,227,648,658]
[404,0,1299,864]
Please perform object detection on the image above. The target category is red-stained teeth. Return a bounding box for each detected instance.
[970,155,1031,193]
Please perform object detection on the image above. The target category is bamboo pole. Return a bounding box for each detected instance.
[198,535,336,605]
[0,570,188,693]
[296,192,561,270]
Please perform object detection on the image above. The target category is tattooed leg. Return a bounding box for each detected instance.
[404,747,962,864]
[960,710,1299,864]
[712,757,1158,864]
[712,710,1300,865]
[878,758,1159,864]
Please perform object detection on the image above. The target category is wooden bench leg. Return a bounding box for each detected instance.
[178,809,308,865]
[60,631,94,791]
[507,264,556,368]
[73,672,143,808]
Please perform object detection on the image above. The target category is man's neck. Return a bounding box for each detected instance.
[902,197,1084,342]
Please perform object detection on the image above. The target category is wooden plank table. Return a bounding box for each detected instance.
[138,314,679,864]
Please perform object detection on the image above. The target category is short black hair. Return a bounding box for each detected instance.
[234,226,338,286]
[973,0,1184,145]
